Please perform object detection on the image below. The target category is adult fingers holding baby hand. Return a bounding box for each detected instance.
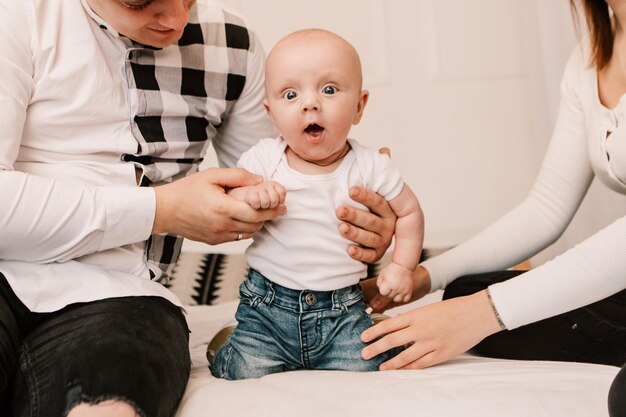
[153,167,285,244]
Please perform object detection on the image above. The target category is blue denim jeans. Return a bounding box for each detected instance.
[211,268,397,380]
[0,272,190,417]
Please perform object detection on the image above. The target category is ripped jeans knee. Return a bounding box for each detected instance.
[6,296,190,417]
[66,397,141,417]
[64,383,144,417]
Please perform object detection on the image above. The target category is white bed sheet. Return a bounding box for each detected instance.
[176,299,619,417]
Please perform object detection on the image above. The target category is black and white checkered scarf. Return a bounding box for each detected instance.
[120,5,252,281]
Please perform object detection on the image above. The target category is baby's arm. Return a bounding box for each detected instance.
[376,184,424,302]
[228,180,286,209]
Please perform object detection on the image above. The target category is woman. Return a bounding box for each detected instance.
[361,1,626,415]
[0,0,394,416]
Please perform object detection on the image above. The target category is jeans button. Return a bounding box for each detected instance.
[305,292,317,306]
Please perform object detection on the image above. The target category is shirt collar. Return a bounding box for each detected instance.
[80,0,122,39]
[80,0,166,50]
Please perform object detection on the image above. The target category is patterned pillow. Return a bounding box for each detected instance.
[167,249,434,306]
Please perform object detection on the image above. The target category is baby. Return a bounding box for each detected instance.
[211,29,424,380]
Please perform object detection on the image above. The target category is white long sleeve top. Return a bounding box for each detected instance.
[422,42,626,330]
[0,0,273,312]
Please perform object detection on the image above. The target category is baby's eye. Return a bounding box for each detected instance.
[283,90,297,100]
[322,85,337,95]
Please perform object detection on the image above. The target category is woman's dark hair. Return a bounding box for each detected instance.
[570,0,614,69]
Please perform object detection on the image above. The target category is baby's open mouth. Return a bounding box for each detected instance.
[304,123,324,137]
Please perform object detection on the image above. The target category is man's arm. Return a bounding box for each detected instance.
[0,1,154,263]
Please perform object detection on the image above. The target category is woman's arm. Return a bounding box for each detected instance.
[363,212,626,370]
[360,45,609,369]
[421,47,593,293]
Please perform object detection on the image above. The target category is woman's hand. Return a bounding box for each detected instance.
[336,185,396,264]
[360,289,503,370]
[153,168,285,244]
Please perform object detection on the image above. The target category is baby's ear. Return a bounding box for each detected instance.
[352,90,369,125]
[263,99,277,126]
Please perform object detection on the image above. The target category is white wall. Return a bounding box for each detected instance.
[198,0,626,263]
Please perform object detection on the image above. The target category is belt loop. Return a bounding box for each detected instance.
[263,278,275,305]
[332,289,342,311]
[299,290,305,313]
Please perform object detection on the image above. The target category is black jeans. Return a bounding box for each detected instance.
[443,270,626,417]
[0,273,190,417]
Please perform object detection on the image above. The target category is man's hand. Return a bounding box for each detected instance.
[336,186,396,264]
[153,168,285,244]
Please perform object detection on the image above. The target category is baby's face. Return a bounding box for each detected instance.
[264,31,368,165]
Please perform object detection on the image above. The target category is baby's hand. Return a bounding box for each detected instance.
[243,181,286,209]
[376,262,414,303]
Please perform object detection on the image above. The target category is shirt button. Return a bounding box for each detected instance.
[305,293,317,306]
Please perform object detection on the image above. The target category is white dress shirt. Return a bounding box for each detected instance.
[0,0,273,311]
